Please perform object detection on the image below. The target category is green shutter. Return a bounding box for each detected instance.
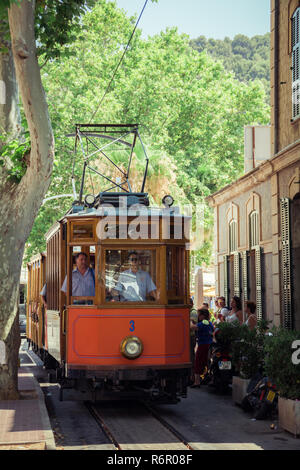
[280,198,293,329]
[242,251,249,303]
[233,252,240,297]
[292,8,300,119]
[255,246,263,320]
[224,255,229,306]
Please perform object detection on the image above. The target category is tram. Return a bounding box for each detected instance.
[26,124,191,403]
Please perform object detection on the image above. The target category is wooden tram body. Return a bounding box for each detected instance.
[27,253,46,352]
[26,125,191,403]
[27,201,191,403]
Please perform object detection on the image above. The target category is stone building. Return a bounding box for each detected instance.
[207,0,300,330]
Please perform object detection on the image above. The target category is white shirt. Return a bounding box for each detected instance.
[40,284,47,296]
[226,312,239,323]
[115,269,156,301]
[220,307,230,319]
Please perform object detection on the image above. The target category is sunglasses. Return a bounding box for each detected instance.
[129,257,138,262]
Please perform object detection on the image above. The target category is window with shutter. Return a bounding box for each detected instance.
[292,8,300,120]
[242,251,249,304]
[255,246,264,320]
[229,220,237,253]
[249,211,259,249]
[233,252,240,297]
[280,198,293,329]
[223,254,229,307]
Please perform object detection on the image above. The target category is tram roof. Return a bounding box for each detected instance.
[45,203,191,240]
[59,205,191,221]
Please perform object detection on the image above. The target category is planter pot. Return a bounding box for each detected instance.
[232,376,251,405]
[278,397,300,437]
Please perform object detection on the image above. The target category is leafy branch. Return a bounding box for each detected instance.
[0,134,30,183]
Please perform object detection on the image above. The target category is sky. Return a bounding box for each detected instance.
[115,0,270,40]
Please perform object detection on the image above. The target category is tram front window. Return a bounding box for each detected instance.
[105,249,157,302]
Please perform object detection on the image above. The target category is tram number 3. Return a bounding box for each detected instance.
[129,320,135,332]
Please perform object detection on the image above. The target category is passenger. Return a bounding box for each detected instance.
[40,283,47,309]
[190,308,214,388]
[226,296,243,325]
[244,301,257,330]
[113,251,157,302]
[61,252,95,304]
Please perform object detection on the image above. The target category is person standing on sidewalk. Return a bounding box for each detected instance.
[226,296,243,325]
[189,298,198,385]
[190,308,214,388]
[218,296,230,322]
[244,301,257,330]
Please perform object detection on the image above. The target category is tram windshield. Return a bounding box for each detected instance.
[104,249,157,302]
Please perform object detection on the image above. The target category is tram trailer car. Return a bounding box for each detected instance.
[27,194,191,403]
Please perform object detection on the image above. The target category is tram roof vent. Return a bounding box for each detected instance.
[97,192,150,208]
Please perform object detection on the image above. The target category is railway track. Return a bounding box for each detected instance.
[85,400,195,451]
[22,342,192,451]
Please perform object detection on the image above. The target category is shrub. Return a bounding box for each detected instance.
[214,320,241,349]
[231,320,269,379]
[264,327,300,400]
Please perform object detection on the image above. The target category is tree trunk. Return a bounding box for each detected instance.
[0,313,20,400]
[0,0,54,399]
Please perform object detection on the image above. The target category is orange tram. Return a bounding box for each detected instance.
[26,125,192,404]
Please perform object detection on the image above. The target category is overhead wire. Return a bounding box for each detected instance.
[88,0,149,123]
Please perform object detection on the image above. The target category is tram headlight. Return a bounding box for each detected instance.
[162,194,174,208]
[120,336,143,360]
[84,194,96,208]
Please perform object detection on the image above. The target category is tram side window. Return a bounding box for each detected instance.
[104,249,157,302]
[166,246,185,304]
[72,223,94,240]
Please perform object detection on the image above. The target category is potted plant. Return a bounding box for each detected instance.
[231,320,268,405]
[264,327,300,437]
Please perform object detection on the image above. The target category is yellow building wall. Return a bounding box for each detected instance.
[271,0,300,154]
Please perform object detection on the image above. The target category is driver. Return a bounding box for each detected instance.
[113,251,157,301]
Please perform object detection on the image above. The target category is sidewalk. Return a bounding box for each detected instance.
[0,347,56,450]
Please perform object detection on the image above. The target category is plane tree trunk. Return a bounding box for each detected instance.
[0,0,54,399]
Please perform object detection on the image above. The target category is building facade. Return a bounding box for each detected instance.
[207,0,300,330]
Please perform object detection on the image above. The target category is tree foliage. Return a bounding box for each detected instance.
[23,0,270,266]
[190,33,270,101]
[0,0,108,397]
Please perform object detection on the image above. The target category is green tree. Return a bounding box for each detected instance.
[27,4,269,268]
[190,32,270,100]
[0,0,97,399]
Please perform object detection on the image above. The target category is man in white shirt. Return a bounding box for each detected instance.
[113,252,157,302]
